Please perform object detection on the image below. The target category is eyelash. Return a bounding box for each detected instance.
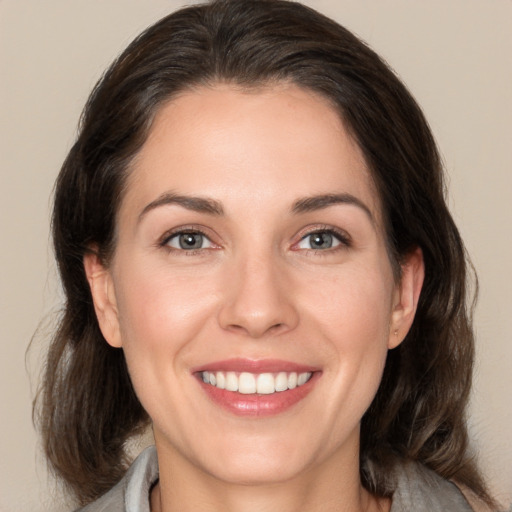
[158,226,215,255]
[157,225,351,255]
[293,226,352,254]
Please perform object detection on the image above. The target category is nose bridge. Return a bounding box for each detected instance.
[218,245,298,338]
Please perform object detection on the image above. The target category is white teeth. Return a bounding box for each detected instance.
[225,371,238,392]
[215,371,225,389]
[288,372,298,389]
[256,373,275,394]
[238,372,256,394]
[297,372,309,386]
[275,372,288,392]
[200,370,312,394]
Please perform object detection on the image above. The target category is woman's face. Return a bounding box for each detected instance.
[86,83,422,485]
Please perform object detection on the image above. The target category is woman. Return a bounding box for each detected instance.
[36,0,496,510]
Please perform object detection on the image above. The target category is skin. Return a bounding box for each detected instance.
[85,83,424,512]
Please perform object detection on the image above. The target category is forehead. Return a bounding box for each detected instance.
[123,83,383,225]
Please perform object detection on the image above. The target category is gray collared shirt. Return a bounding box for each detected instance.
[78,446,474,512]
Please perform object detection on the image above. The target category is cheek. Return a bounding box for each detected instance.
[112,261,220,396]
[307,262,393,340]
[112,263,220,425]
[304,263,394,394]
[115,263,213,342]
[315,274,393,440]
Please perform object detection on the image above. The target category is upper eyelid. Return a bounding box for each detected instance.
[156,224,351,248]
[296,225,351,243]
[288,227,352,254]
[158,226,214,246]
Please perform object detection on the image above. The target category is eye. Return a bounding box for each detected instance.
[165,231,213,250]
[296,230,347,250]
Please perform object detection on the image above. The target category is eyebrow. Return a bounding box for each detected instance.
[138,191,373,223]
[292,193,374,222]
[138,192,224,221]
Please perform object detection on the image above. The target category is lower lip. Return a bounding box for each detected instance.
[197,373,319,417]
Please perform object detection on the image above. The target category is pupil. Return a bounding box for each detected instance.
[311,232,332,249]
[179,233,202,249]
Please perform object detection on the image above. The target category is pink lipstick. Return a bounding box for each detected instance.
[193,359,320,416]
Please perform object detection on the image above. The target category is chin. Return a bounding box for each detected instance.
[204,451,308,485]
[188,428,321,485]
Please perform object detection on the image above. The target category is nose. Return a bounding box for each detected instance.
[217,251,299,339]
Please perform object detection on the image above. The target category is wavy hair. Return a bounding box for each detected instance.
[35,0,492,506]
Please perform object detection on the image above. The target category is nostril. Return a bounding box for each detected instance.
[217,289,300,338]
[223,321,287,338]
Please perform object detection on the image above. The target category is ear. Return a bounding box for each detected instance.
[388,247,425,349]
[83,251,123,348]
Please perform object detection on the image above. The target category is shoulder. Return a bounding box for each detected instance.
[390,461,475,512]
[455,484,498,512]
[75,446,159,512]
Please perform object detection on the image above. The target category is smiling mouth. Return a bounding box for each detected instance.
[201,371,313,395]
[193,359,319,416]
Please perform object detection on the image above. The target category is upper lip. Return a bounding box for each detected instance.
[191,358,320,374]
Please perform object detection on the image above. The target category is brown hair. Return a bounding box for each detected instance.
[35,0,492,506]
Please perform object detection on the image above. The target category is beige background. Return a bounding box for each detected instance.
[1,1,511,510]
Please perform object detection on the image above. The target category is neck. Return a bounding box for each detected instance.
[151,436,390,512]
